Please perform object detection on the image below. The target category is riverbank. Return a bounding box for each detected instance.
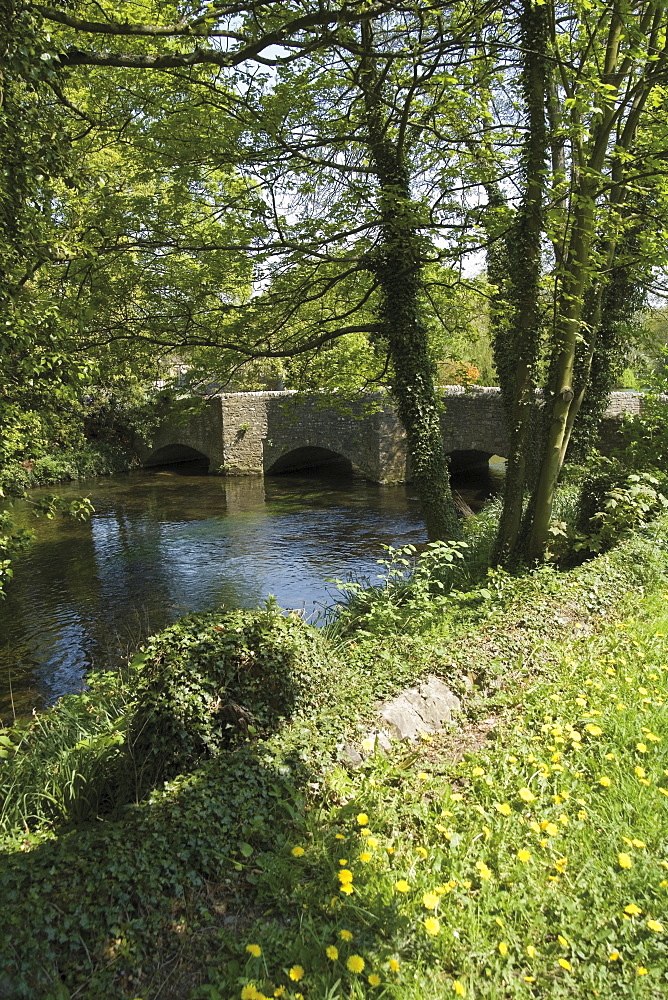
[1,516,667,998]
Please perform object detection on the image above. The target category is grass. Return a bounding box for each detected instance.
[1,516,667,998]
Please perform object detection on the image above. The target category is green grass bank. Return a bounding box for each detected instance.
[1,514,667,999]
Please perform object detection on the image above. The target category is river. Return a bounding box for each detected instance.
[0,460,504,721]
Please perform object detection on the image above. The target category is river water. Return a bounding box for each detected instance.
[0,461,503,721]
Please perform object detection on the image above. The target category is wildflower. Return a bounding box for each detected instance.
[475,860,492,880]
[291,846,305,857]
[241,986,259,1000]
[624,903,642,915]
[618,854,633,870]
[360,828,372,837]
[346,955,365,974]
[368,973,381,986]
[519,787,536,803]
[395,879,410,893]
[340,930,353,941]
[289,966,304,982]
[245,944,262,957]
[423,892,439,909]
[585,724,603,736]
[637,966,648,976]
[356,813,369,826]
[631,839,646,849]
[498,941,508,956]
[388,958,400,972]
[359,852,372,863]
[417,771,430,780]
[451,792,464,801]
[647,919,664,932]
[544,823,559,837]
[637,743,648,753]
[453,981,466,996]
[472,767,485,777]
[599,776,612,788]
[326,946,339,960]
[517,849,532,863]
[608,952,620,961]
[635,766,647,778]
[366,836,379,848]
[274,989,286,998]
[558,935,569,948]
[495,803,512,816]
[558,958,572,971]
[424,917,440,936]
[554,857,568,873]
[339,883,354,895]
[526,945,537,958]
[335,833,345,840]
[338,858,348,865]
[338,869,353,884]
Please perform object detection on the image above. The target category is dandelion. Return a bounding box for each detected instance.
[495,802,512,816]
[338,869,353,884]
[289,966,304,982]
[241,986,259,1000]
[424,917,440,936]
[417,771,430,780]
[599,776,612,787]
[335,833,345,840]
[366,837,379,848]
[340,883,354,895]
[245,944,262,957]
[395,879,410,893]
[647,918,664,932]
[326,946,339,960]
[584,724,603,736]
[517,849,532,863]
[526,945,537,958]
[346,955,365,974]
[291,846,305,857]
[475,860,492,880]
[608,952,620,961]
[544,823,559,837]
[557,935,569,948]
[416,846,429,858]
[624,903,642,915]
[637,966,648,976]
[368,973,381,986]
[519,787,536,802]
[388,958,400,972]
[356,813,369,826]
[359,852,372,863]
[498,941,508,956]
[472,767,485,777]
[338,858,348,865]
[635,766,647,778]
[618,853,633,870]
[631,838,646,848]
[554,858,568,873]
[274,988,286,998]
[558,958,572,971]
[453,981,466,996]
[423,892,439,909]
[637,743,648,753]
[340,929,353,941]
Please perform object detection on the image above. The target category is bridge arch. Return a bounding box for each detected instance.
[265,446,353,475]
[143,443,210,470]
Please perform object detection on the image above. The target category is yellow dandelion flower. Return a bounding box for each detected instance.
[326,946,339,960]
[417,771,430,780]
[338,858,348,865]
[368,973,381,986]
[631,839,646,848]
[339,883,354,895]
[359,852,372,863]
[291,846,305,857]
[608,951,620,961]
[637,743,648,753]
[498,941,508,956]
[366,837,378,848]
[599,776,612,787]
[423,892,439,910]
[517,849,532,863]
[245,944,262,958]
[637,966,648,976]
[471,767,485,777]
[554,857,568,873]
[558,958,572,971]
[360,828,372,837]
[388,958,400,972]
[346,955,365,974]
[416,846,429,858]
[288,966,304,982]
[339,929,353,941]
[529,821,541,834]
[647,919,664,932]
[475,860,492,880]
[356,813,369,826]
[618,853,633,870]
[241,986,259,1000]
[395,879,410,893]
[495,802,512,816]
[524,976,536,983]
[274,988,286,998]
[338,869,353,884]
[558,935,569,948]
[453,980,466,996]
[519,787,536,802]
[624,903,642,915]
[526,945,537,958]
[335,833,345,840]
[635,766,647,778]
[424,917,440,936]
[585,724,603,736]
[545,823,559,837]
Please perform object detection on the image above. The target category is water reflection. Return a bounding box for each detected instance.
[0,460,503,720]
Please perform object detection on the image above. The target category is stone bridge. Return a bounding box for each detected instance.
[134,388,645,483]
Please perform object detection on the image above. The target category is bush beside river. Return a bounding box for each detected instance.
[1,514,668,999]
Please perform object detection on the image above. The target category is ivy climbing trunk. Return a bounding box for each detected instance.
[360,19,459,541]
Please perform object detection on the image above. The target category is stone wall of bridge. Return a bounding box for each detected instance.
[135,388,646,483]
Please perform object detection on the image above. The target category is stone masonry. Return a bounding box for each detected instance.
[134,388,649,484]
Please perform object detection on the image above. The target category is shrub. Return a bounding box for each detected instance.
[130,600,341,783]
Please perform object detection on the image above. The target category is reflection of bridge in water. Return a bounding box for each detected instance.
[134,388,645,483]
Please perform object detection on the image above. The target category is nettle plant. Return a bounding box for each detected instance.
[330,540,469,634]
